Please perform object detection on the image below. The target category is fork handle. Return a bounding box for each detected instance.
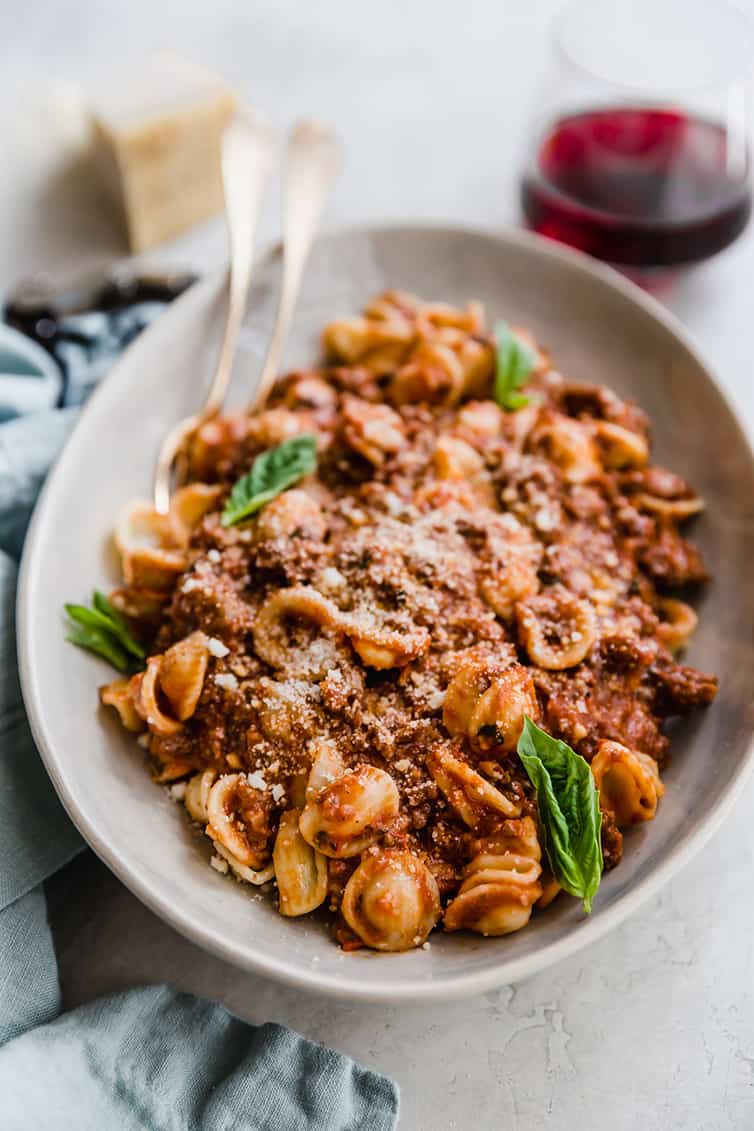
[205,112,275,419]
[153,113,274,513]
[248,119,339,412]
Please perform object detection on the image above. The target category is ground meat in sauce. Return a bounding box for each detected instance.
[105,291,718,944]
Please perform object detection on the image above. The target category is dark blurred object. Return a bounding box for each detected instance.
[3,269,196,407]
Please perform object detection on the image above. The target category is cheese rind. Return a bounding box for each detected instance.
[92,54,237,252]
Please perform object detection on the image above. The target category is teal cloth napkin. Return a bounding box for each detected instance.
[0,394,399,1124]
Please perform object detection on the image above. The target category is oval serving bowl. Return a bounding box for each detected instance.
[18,224,754,1002]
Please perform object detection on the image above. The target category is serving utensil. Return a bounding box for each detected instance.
[153,113,274,514]
[153,117,339,513]
[246,119,339,412]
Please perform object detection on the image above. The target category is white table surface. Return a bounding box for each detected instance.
[6,1,754,1127]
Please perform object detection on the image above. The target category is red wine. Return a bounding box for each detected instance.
[521,108,751,270]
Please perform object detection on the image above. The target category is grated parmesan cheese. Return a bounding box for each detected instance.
[247,770,267,791]
[215,672,239,691]
[207,637,230,658]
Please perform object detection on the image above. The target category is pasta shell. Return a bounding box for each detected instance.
[635,492,705,519]
[205,773,273,869]
[153,760,195,783]
[109,586,168,624]
[299,765,400,858]
[158,631,209,721]
[306,739,345,802]
[593,420,649,469]
[253,586,345,678]
[341,395,407,466]
[99,677,145,732]
[273,809,328,916]
[590,741,664,826]
[443,651,538,753]
[132,659,184,736]
[254,489,326,542]
[426,745,520,827]
[444,817,542,936]
[342,850,441,951]
[184,770,217,824]
[170,483,222,535]
[212,841,275,885]
[530,414,601,484]
[656,598,698,653]
[516,589,597,670]
[115,501,187,590]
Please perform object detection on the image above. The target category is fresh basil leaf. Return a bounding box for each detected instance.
[494,320,536,411]
[517,715,602,912]
[66,623,131,673]
[91,590,145,659]
[65,592,145,672]
[221,434,318,528]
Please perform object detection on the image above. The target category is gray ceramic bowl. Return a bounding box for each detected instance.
[17,225,754,1001]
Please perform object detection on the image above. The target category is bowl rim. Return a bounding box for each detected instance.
[17,220,754,1002]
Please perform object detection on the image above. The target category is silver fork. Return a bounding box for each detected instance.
[247,119,339,412]
[153,117,339,513]
[153,112,274,514]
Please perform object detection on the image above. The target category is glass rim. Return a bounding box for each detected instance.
[553,0,754,96]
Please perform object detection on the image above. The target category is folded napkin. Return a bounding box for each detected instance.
[0,299,399,1130]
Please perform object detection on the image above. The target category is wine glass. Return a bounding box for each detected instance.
[519,0,754,288]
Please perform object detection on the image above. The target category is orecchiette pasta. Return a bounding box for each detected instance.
[516,589,597,669]
[254,488,326,542]
[99,677,145,732]
[322,313,414,366]
[634,492,705,519]
[455,399,505,446]
[479,516,542,620]
[157,631,209,721]
[114,501,187,590]
[341,395,406,465]
[347,614,430,670]
[131,658,184,736]
[306,739,345,801]
[426,745,520,827]
[656,597,698,653]
[590,740,665,825]
[252,586,343,677]
[184,770,216,824]
[342,850,441,951]
[170,483,223,536]
[205,774,274,873]
[593,420,649,469]
[443,651,538,753]
[212,841,275,885]
[299,766,400,858]
[273,809,328,916]
[530,413,602,484]
[444,817,543,936]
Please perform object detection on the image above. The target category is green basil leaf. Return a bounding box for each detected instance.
[517,715,602,912]
[221,434,318,528]
[91,590,145,659]
[494,320,536,411]
[65,592,146,673]
[66,623,131,673]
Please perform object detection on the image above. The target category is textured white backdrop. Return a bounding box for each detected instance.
[5,1,754,1127]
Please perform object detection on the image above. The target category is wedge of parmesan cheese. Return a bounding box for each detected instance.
[92,53,237,251]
